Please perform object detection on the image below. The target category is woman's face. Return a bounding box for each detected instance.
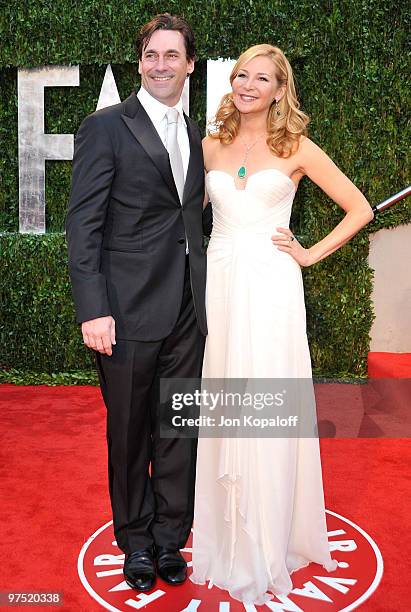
[231,55,284,116]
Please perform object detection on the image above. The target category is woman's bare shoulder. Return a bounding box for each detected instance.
[292,135,324,168]
[203,134,222,168]
[203,134,221,150]
[297,135,322,154]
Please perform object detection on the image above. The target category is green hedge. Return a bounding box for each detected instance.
[0,229,378,380]
[0,234,91,371]
[0,0,410,380]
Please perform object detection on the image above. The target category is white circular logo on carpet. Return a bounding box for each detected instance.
[78,510,383,611]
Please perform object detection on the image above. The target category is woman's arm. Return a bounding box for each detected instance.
[272,137,374,266]
[202,135,215,209]
[203,169,210,209]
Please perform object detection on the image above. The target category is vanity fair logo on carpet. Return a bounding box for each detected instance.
[78,511,383,611]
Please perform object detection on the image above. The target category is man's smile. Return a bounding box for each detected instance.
[151,75,174,81]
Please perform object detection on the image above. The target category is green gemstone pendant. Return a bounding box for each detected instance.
[238,165,246,179]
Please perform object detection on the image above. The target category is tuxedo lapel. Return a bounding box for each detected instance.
[183,115,203,206]
[121,94,180,204]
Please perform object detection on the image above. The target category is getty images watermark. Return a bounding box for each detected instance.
[171,388,298,428]
[159,378,318,438]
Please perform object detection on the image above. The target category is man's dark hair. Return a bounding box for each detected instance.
[136,13,196,61]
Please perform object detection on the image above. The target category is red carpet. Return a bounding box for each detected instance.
[367,351,411,378]
[0,353,409,610]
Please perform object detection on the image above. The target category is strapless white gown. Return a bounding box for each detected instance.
[190,169,337,604]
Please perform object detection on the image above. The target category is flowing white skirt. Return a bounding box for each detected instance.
[190,233,337,604]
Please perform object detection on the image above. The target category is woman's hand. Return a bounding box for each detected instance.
[271,227,312,267]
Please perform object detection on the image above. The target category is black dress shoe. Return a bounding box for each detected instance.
[123,547,156,592]
[156,547,187,585]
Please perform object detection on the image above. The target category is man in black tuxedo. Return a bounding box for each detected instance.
[66,14,208,592]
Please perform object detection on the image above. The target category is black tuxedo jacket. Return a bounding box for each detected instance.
[66,93,207,340]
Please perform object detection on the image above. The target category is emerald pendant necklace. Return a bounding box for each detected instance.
[237,133,266,179]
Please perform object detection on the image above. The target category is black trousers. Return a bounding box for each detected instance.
[96,258,205,554]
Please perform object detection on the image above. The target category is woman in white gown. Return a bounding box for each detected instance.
[190,44,374,604]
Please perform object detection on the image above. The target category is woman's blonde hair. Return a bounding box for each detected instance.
[209,44,309,158]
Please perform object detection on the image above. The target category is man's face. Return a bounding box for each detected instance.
[138,29,194,106]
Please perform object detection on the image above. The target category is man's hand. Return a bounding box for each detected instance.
[81,316,116,356]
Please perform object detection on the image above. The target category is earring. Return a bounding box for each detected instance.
[274,99,281,116]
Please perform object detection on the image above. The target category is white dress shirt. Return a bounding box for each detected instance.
[136,87,190,252]
[137,87,190,179]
